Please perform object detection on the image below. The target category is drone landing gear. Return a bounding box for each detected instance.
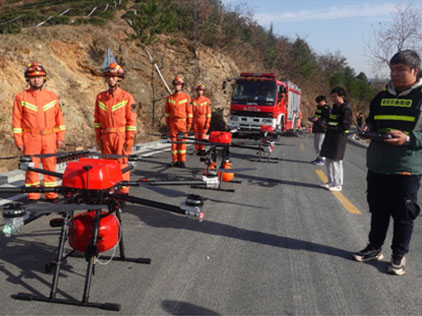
[13,208,149,312]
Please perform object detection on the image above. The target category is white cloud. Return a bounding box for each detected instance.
[254,3,395,24]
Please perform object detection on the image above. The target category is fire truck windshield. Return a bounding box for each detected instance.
[231,80,277,106]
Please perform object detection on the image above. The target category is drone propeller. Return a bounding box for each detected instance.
[21,203,109,215]
[0,155,20,160]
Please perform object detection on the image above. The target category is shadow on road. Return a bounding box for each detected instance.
[0,231,78,301]
[125,206,352,260]
[162,300,220,315]
[234,173,324,189]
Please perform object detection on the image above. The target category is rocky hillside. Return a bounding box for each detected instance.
[0,14,263,170]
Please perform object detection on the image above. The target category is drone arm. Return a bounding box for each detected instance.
[121,165,134,174]
[0,186,61,194]
[121,180,206,186]
[114,194,185,215]
[26,167,63,179]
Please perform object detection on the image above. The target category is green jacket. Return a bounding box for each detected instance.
[366,79,422,174]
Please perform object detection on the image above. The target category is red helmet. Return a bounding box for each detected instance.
[196,83,206,91]
[103,63,125,78]
[24,62,47,78]
[172,76,185,86]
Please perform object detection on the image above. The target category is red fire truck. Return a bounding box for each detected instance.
[227,73,301,132]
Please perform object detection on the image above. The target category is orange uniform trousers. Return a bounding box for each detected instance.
[169,118,188,162]
[193,116,208,151]
[23,132,58,200]
[101,132,132,194]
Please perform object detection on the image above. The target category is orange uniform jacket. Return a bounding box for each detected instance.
[94,87,137,146]
[13,88,66,199]
[192,96,211,151]
[94,87,137,193]
[165,91,192,162]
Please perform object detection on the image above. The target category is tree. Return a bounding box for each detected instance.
[366,1,422,74]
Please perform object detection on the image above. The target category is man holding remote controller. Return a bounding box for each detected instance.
[353,50,422,276]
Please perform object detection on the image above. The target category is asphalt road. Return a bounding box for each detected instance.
[1,134,422,315]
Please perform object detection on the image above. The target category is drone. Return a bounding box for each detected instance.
[0,151,206,311]
[155,130,246,192]
[229,125,281,163]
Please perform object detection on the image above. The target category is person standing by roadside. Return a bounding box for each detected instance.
[320,87,352,192]
[353,50,422,276]
[192,83,211,156]
[310,95,331,165]
[94,63,137,194]
[355,111,364,140]
[13,61,66,202]
[165,76,192,168]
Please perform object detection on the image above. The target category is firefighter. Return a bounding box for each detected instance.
[165,76,193,168]
[192,83,211,156]
[94,63,137,194]
[12,61,66,202]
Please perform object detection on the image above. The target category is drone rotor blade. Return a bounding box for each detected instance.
[23,203,108,214]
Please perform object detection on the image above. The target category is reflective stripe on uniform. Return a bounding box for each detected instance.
[13,128,23,134]
[44,181,57,187]
[21,101,38,112]
[126,125,137,131]
[207,114,212,117]
[188,114,193,118]
[112,100,128,112]
[98,101,107,111]
[381,98,413,108]
[374,115,415,122]
[25,181,40,187]
[43,100,57,112]
[164,113,170,117]
[200,101,208,106]
[168,99,176,105]
[94,123,101,128]
[58,125,66,131]
[178,99,188,105]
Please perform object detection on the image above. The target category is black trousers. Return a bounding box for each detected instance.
[367,170,421,255]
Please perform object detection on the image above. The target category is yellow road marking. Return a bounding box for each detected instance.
[314,169,362,215]
[300,143,305,151]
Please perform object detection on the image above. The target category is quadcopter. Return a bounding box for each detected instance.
[0,151,206,311]
[230,125,281,163]
[154,130,245,192]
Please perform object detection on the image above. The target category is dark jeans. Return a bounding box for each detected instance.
[367,170,421,255]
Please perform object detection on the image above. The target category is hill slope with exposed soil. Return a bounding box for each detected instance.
[0,17,261,170]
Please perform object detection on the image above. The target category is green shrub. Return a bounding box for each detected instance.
[88,16,107,25]
[0,21,21,34]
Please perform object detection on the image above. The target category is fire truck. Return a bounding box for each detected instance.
[227,73,301,132]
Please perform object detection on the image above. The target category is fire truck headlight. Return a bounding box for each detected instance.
[230,116,238,121]
[262,119,273,123]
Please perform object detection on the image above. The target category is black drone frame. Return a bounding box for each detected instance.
[0,153,205,311]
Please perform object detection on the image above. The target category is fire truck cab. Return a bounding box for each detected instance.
[227,73,301,132]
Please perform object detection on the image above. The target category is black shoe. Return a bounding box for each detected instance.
[170,161,179,167]
[353,245,384,262]
[388,254,406,275]
[179,162,186,168]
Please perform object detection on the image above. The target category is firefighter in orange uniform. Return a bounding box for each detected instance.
[165,76,192,168]
[94,63,137,194]
[192,83,211,155]
[13,62,66,201]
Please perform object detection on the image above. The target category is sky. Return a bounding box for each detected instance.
[222,0,412,78]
